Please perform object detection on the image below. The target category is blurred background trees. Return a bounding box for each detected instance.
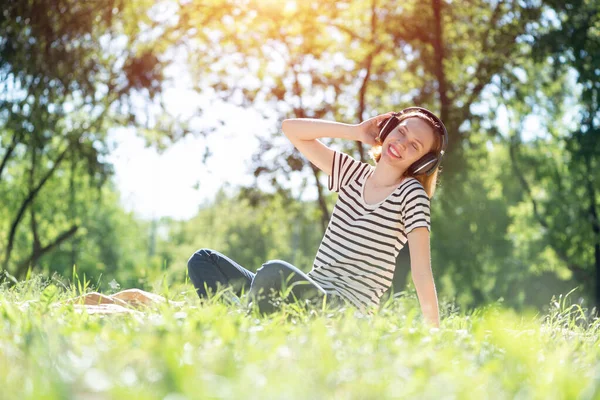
[0,0,597,313]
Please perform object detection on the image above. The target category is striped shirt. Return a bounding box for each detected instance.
[307,150,431,311]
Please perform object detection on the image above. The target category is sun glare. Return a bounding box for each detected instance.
[248,0,298,14]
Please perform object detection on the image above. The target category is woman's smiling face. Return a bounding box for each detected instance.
[381,117,436,165]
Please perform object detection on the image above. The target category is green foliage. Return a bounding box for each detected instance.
[0,0,179,279]
[155,187,325,278]
[5,176,157,291]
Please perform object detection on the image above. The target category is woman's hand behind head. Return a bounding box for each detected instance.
[357,112,396,146]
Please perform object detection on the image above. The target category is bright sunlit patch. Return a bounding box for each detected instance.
[248,0,297,14]
[284,0,297,13]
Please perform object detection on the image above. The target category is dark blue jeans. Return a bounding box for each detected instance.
[187,248,341,314]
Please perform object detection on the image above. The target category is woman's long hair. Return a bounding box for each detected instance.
[367,110,444,199]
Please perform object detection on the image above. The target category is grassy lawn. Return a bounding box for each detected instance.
[0,274,598,400]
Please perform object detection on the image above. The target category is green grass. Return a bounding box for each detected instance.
[1,274,599,400]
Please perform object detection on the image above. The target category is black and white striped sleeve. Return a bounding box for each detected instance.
[327,150,364,193]
[401,182,431,233]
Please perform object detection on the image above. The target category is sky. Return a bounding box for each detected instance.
[105,30,315,221]
[106,102,275,221]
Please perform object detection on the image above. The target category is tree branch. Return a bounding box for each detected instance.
[0,129,21,183]
[15,225,79,279]
[458,0,506,122]
[329,22,367,43]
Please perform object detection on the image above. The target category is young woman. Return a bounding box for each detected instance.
[187,106,448,327]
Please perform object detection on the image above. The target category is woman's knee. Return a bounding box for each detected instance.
[249,263,288,310]
[253,261,284,284]
[257,259,294,273]
[256,261,326,297]
[249,261,325,314]
[252,261,310,294]
[187,248,218,273]
[254,261,294,282]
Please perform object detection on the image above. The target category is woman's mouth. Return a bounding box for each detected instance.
[387,146,402,159]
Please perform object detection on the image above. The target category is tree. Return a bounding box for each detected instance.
[173,0,545,307]
[503,0,600,307]
[0,0,177,279]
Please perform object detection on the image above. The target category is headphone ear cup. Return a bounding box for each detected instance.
[378,117,399,143]
[408,153,438,175]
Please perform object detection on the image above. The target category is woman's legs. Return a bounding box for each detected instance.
[187,248,255,299]
[249,260,328,314]
[187,249,339,313]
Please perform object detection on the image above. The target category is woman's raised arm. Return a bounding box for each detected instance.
[281,119,359,176]
[281,112,394,176]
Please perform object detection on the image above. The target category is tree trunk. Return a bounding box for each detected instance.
[2,144,70,273]
[292,101,330,236]
[355,0,381,163]
[584,155,600,310]
[69,153,79,269]
[29,136,42,276]
[310,164,329,235]
[431,0,449,122]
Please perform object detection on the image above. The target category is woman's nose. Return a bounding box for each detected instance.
[391,139,406,150]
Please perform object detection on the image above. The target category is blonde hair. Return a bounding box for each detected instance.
[368,111,444,199]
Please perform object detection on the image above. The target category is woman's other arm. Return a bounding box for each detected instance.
[407,227,440,328]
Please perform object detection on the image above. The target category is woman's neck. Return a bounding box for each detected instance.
[369,162,407,188]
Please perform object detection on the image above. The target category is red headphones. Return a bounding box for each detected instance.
[376,106,448,176]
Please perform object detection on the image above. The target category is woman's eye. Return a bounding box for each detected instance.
[413,143,418,150]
